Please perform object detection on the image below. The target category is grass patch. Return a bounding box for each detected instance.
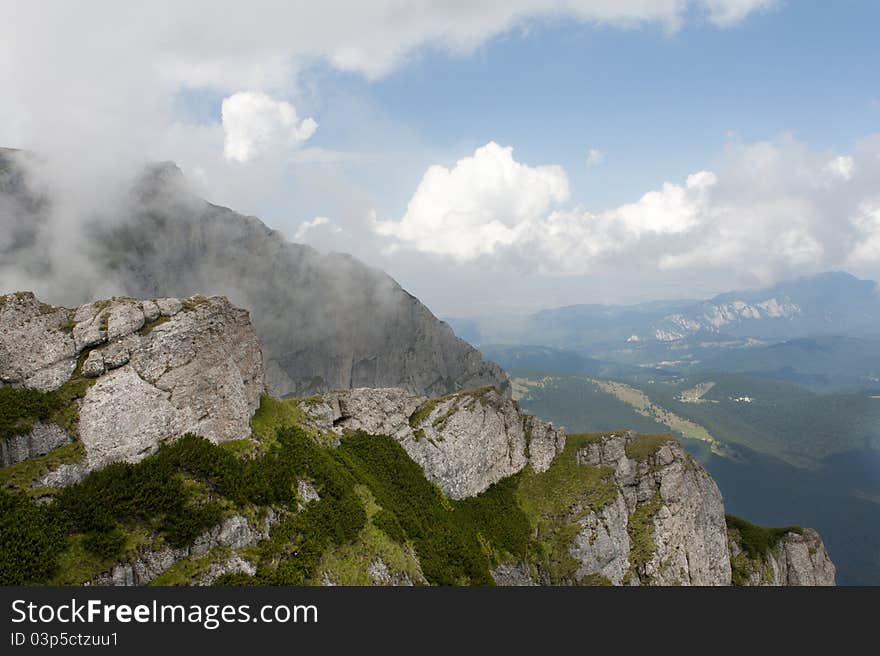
[181,295,211,311]
[624,433,674,461]
[726,514,802,557]
[249,393,326,446]
[625,493,663,584]
[408,399,439,428]
[313,486,424,585]
[726,512,803,587]
[139,315,171,336]
[514,433,619,583]
[150,546,232,586]
[0,441,85,494]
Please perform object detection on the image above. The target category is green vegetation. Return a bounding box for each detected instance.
[0,489,69,584]
[3,400,658,587]
[150,547,231,586]
[0,387,62,439]
[625,493,663,584]
[726,514,803,586]
[726,514,801,557]
[313,486,425,585]
[249,393,323,446]
[408,398,439,427]
[181,295,211,311]
[331,432,523,585]
[139,315,171,336]
[0,441,86,494]
[514,433,618,583]
[624,433,674,461]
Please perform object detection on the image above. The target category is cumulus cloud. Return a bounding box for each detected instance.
[373,142,569,260]
[222,91,317,163]
[375,135,880,284]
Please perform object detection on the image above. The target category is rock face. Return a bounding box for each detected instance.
[0,421,72,467]
[0,292,77,391]
[299,386,565,499]
[0,291,265,471]
[728,525,836,586]
[90,511,278,586]
[0,153,508,399]
[572,432,731,586]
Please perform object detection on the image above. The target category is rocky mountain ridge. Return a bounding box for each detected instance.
[0,291,835,586]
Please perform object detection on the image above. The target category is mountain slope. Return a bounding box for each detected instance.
[0,150,507,399]
[0,292,834,586]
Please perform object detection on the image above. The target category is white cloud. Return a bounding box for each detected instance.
[701,0,777,26]
[222,92,316,163]
[586,149,605,167]
[0,1,775,161]
[375,135,880,284]
[373,142,569,260]
[826,155,855,180]
[293,216,333,241]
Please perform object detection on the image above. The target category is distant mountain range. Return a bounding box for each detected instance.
[449,272,880,391]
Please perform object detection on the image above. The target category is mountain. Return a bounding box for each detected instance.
[0,149,507,399]
[453,272,880,352]
[649,272,880,342]
[0,291,834,586]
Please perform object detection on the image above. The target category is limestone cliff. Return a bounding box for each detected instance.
[0,291,264,474]
[727,516,835,586]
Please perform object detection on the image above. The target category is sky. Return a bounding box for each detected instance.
[2,1,880,316]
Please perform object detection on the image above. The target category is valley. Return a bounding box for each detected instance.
[509,368,880,585]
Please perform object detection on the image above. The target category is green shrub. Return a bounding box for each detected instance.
[0,489,69,584]
[0,387,61,438]
[726,514,802,558]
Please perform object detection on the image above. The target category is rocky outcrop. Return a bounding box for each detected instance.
[0,421,71,467]
[572,432,731,586]
[728,523,836,586]
[299,386,565,499]
[0,153,509,399]
[90,511,278,586]
[0,292,77,391]
[0,291,265,472]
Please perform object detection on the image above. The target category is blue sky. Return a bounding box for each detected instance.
[292,1,879,214]
[4,1,880,314]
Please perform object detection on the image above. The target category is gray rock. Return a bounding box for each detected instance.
[0,292,76,391]
[0,421,72,467]
[574,432,731,586]
[300,386,564,499]
[90,511,279,586]
[105,300,145,341]
[1,292,266,472]
[155,297,182,317]
[297,479,321,509]
[195,554,257,586]
[33,462,88,488]
[491,563,538,586]
[570,493,632,585]
[81,350,105,378]
[140,300,161,322]
[728,525,836,586]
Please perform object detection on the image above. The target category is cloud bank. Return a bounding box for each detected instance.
[374,134,880,286]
